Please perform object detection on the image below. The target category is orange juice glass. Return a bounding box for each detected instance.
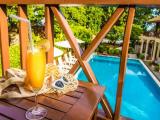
[26,47,46,91]
[25,47,47,120]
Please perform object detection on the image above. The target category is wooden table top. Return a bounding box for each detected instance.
[0,81,105,120]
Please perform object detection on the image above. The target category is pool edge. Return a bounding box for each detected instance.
[139,59,160,87]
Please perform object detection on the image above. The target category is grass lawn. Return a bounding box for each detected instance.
[0,44,20,76]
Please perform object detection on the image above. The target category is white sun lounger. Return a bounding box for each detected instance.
[57,57,72,74]
[68,52,77,63]
[64,54,75,65]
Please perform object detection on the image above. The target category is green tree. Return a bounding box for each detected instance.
[28,5,45,26]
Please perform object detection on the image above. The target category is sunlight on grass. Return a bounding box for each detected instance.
[0,44,20,77]
[9,44,20,68]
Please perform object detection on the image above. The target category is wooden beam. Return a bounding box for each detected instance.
[45,5,54,63]
[0,5,10,76]
[51,6,114,119]
[69,6,125,74]
[51,6,82,59]
[51,5,99,85]
[0,0,160,5]
[114,6,135,120]
[80,61,98,84]
[18,5,28,70]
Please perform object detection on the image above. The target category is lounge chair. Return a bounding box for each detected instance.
[68,52,77,63]
[57,57,71,74]
[64,54,75,65]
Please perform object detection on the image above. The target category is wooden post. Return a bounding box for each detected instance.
[45,5,54,63]
[18,5,28,70]
[114,6,135,120]
[0,5,10,76]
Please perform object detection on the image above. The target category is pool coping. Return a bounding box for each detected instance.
[139,59,160,87]
[75,53,160,87]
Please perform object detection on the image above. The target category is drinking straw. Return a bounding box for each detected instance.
[9,14,34,51]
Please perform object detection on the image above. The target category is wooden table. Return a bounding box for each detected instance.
[0,81,105,120]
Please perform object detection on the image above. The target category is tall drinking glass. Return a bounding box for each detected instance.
[25,47,47,120]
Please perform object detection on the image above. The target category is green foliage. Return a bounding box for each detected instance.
[71,25,93,42]
[7,5,156,44]
[108,48,115,55]
[97,44,106,53]
[28,5,45,26]
[107,26,125,44]
[138,53,145,60]
[128,47,136,54]
[32,32,42,44]
[114,49,121,55]
[9,44,20,68]
[0,45,20,76]
[131,24,143,40]
[135,7,153,31]
[7,5,18,31]
[61,6,105,34]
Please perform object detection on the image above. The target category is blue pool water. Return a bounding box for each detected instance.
[76,55,160,120]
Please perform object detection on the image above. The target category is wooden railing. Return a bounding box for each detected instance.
[0,1,159,120]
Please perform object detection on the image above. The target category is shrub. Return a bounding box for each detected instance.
[128,47,136,54]
[32,32,42,45]
[98,44,106,53]
[138,53,145,60]
[108,48,115,55]
[114,49,120,55]
[71,25,93,43]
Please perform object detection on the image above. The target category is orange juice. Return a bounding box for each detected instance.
[26,48,46,91]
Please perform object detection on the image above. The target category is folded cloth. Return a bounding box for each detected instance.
[0,63,78,98]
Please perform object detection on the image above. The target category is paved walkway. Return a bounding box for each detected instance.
[144,61,160,81]
[153,72,160,81]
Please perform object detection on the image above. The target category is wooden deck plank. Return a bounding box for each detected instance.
[76,86,86,93]
[63,85,105,120]
[44,94,78,105]
[27,95,72,112]
[0,114,11,120]
[65,91,83,98]
[0,100,27,120]
[0,82,104,120]
[3,98,65,120]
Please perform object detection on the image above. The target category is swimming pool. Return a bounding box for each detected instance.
[76,55,160,120]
